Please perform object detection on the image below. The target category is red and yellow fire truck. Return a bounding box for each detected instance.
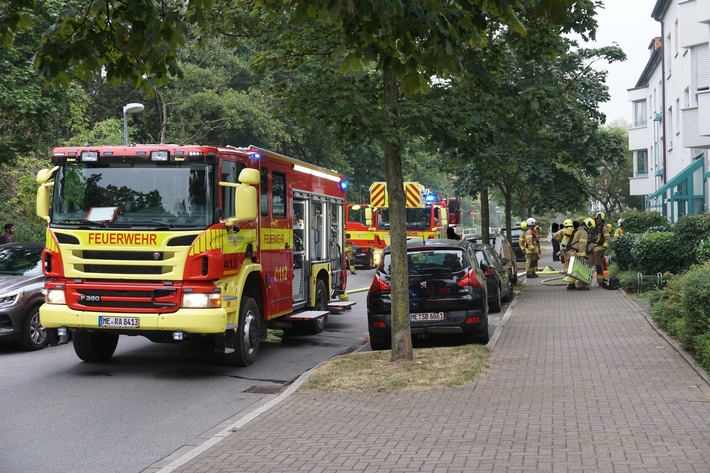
[345,182,450,267]
[35,144,353,366]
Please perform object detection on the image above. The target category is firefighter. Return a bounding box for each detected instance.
[592,211,610,286]
[614,218,625,239]
[568,217,595,290]
[554,219,576,285]
[344,241,357,274]
[523,217,540,278]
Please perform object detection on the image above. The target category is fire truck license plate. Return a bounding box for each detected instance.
[98,316,140,328]
[410,312,445,321]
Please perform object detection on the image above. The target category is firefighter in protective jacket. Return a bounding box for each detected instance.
[523,217,541,278]
[554,219,576,284]
[568,217,595,290]
[592,211,610,286]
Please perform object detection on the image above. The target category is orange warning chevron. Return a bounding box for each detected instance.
[405,182,423,208]
[370,182,387,207]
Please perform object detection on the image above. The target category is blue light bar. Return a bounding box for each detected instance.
[340,178,349,191]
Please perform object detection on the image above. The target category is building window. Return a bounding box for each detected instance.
[635,150,648,176]
[692,44,709,97]
[668,105,673,150]
[632,100,647,127]
[666,32,672,76]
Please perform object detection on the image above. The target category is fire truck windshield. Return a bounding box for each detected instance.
[378,208,432,230]
[51,163,214,228]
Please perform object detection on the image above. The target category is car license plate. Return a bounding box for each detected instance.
[410,312,445,321]
[98,316,140,328]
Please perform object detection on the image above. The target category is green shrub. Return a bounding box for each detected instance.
[649,272,688,344]
[694,333,710,375]
[623,210,670,234]
[672,214,710,270]
[631,232,681,274]
[609,234,636,271]
[695,239,710,264]
[680,263,710,345]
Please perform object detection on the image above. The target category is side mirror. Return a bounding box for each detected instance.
[223,168,260,226]
[501,257,510,265]
[365,207,373,226]
[36,184,51,222]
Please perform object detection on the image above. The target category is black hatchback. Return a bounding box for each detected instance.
[366,239,489,350]
[471,243,514,313]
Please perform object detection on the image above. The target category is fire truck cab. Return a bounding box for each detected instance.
[36,144,354,366]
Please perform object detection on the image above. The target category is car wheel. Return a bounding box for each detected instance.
[369,335,390,350]
[17,305,49,351]
[502,278,513,302]
[73,330,119,362]
[365,251,374,270]
[223,296,260,366]
[490,284,502,313]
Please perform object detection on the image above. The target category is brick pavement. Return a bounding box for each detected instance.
[153,249,710,473]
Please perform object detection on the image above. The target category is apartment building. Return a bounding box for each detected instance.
[627,0,710,222]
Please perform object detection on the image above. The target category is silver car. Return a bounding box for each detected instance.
[0,242,49,350]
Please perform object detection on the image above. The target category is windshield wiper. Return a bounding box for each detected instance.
[78,220,110,229]
[131,219,174,228]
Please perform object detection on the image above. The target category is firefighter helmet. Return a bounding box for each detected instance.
[526,217,536,227]
[584,217,595,229]
[595,211,605,220]
[520,221,527,230]
[617,218,624,226]
[563,219,573,228]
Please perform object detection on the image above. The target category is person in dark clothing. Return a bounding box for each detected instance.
[446,226,461,240]
[551,223,560,261]
[0,223,15,244]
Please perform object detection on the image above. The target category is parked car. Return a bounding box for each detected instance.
[464,233,518,284]
[500,225,526,262]
[471,243,514,313]
[0,242,49,350]
[367,239,489,350]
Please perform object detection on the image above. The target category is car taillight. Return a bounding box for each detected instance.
[369,273,391,293]
[458,269,483,288]
[485,268,494,276]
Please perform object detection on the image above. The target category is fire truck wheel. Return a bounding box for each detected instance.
[225,297,260,367]
[310,279,328,334]
[73,330,119,362]
[365,252,374,270]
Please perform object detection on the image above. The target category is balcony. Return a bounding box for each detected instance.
[681,91,710,149]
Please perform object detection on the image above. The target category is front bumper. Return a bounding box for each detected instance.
[39,304,228,334]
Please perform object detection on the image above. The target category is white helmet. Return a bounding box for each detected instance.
[526,217,536,227]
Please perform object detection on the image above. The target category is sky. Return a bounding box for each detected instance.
[584,0,661,124]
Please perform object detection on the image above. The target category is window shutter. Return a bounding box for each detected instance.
[697,44,709,90]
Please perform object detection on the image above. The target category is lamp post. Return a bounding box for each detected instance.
[123,103,144,145]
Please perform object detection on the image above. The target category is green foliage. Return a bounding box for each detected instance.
[696,239,710,264]
[0,155,48,242]
[622,210,670,234]
[649,272,688,344]
[679,264,710,343]
[672,214,710,269]
[609,233,636,271]
[631,231,681,275]
[693,333,710,375]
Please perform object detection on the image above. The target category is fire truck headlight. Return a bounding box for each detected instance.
[45,289,66,305]
[182,293,222,308]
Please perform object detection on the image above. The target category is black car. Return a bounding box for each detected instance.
[464,233,518,285]
[367,239,489,350]
[0,242,49,350]
[471,243,514,313]
[500,226,526,262]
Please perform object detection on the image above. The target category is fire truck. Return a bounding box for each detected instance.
[35,144,354,366]
[348,182,450,267]
[345,203,377,269]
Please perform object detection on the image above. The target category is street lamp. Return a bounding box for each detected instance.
[123,103,144,145]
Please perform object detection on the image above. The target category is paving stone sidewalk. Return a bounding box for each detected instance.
[157,257,710,473]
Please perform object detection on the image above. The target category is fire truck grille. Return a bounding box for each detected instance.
[77,250,175,275]
[72,287,180,312]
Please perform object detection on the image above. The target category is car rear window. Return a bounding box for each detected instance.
[382,249,467,275]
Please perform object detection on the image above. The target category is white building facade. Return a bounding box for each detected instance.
[627,0,710,223]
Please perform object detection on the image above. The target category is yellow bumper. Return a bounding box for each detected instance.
[39,304,228,334]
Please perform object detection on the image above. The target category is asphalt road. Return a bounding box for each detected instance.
[0,270,511,473]
[0,285,370,473]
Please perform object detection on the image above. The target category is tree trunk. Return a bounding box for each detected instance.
[383,66,413,362]
[481,188,490,243]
